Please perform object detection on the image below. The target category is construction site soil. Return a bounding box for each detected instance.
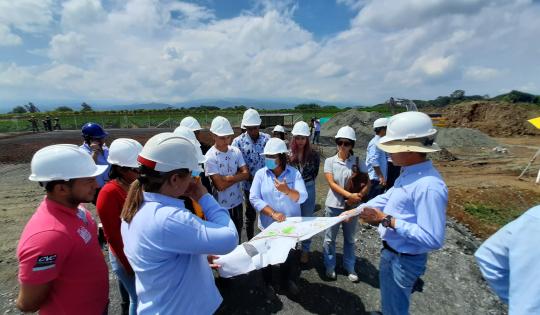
[1,125,539,314]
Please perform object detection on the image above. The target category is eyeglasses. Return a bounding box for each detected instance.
[246,126,259,131]
[336,140,352,147]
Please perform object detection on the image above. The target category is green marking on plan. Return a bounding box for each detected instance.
[282,226,295,234]
[267,231,277,236]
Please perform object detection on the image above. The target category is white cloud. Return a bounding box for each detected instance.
[0,24,22,46]
[0,0,55,33]
[464,66,501,81]
[1,0,540,108]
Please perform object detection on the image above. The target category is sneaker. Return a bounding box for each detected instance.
[347,271,359,282]
[300,251,309,264]
[326,269,336,280]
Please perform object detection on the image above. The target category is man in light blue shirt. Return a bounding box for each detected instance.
[347,111,448,315]
[475,205,540,314]
[366,117,388,200]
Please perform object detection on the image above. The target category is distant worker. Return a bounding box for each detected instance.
[53,117,62,130]
[45,116,53,131]
[28,115,39,133]
[289,121,320,264]
[272,125,286,140]
[250,138,307,296]
[205,116,250,240]
[323,126,369,282]
[232,108,270,240]
[120,133,238,314]
[312,118,321,145]
[345,111,448,315]
[96,138,143,315]
[16,144,109,314]
[366,118,389,200]
[475,205,540,314]
[41,119,48,131]
[180,116,212,192]
[80,122,110,203]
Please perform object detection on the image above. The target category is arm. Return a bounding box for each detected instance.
[249,171,270,213]
[96,187,133,274]
[367,142,385,183]
[17,283,52,313]
[17,231,71,312]
[474,226,511,303]
[324,172,356,199]
[163,193,238,255]
[209,166,249,192]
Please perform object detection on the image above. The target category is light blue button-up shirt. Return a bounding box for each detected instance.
[80,143,110,187]
[366,160,448,254]
[249,165,308,229]
[366,135,388,181]
[475,205,540,314]
[121,192,238,315]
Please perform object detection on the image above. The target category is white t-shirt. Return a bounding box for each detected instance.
[204,146,246,209]
[324,154,367,209]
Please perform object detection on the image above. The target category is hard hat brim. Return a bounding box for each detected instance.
[28,164,109,182]
[377,140,441,153]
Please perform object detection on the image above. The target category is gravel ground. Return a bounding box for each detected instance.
[0,143,507,314]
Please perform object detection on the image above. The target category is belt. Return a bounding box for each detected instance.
[382,241,419,257]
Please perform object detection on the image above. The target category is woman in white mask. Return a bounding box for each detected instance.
[249,138,307,297]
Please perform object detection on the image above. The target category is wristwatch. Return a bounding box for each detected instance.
[381,215,393,228]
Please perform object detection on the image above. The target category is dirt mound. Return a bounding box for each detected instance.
[436,128,499,148]
[434,101,540,137]
[429,148,458,161]
[321,109,382,148]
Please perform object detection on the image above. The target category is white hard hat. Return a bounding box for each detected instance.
[180,116,202,131]
[107,138,143,168]
[172,126,206,164]
[138,133,199,172]
[335,126,356,141]
[378,112,440,153]
[242,108,262,127]
[262,138,288,155]
[29,144,108,182]
[210,116,234,136]
[373,118,389,128]
[273,125,285,133]
[291,121,310,136]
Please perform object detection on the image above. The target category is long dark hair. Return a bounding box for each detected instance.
[121,166,190,223]
[290,136,312,164]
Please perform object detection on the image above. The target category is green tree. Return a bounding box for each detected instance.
[295,103,321,110]
[55,106,73,112]
[81,102,93,112]
[450,89,465,99]
[11,105,27,114]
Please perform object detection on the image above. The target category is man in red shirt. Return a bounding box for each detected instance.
[16,144,109,314]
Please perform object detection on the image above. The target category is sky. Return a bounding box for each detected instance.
[0,0,539,111]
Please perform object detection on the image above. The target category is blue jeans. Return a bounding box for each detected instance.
[109,251,137,315]
[323,206,357,273]
[379,248,428,315]
[300,180,316,252]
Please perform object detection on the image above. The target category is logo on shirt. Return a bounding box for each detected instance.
[33,254,57,271]
[77,226,92,244]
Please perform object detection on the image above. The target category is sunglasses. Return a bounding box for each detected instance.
[336,140,352,147]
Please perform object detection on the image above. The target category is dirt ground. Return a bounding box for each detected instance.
[1,128,539,314]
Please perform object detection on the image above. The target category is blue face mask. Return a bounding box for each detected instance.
[265,157,278,170]
[191,169,201,177]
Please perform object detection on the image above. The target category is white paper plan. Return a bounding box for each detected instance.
[215,208,364,278]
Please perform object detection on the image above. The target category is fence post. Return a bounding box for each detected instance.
[74,116,78,129]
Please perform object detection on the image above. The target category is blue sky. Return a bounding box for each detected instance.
[1,0,540,112]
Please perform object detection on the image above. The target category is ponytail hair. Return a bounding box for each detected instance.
[121,165,190,223]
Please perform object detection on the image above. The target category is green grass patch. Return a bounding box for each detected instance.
[463,203,524,227]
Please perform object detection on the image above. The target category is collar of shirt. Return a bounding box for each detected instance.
[400,160,433,177]
[335,154,354,165]
[143,192,186,209]
[264,165,294,180]
[44,196,79,217]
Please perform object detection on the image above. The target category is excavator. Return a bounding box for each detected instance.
[386,97,448,127]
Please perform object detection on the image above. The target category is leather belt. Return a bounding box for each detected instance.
[382,241,419,257]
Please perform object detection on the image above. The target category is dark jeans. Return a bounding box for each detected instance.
[262,249,299,285]
[228,204,244,243]
[367,179,385,200]
[312,131,320,144]
[243,190,257,240]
